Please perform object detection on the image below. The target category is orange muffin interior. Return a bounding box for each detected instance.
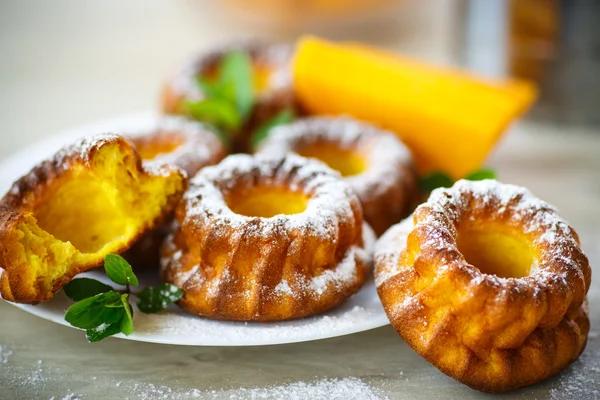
[227,186,308,218]
[5,140,184,302]
[297,144,366,177]
[133,133,184,160]
[456,222,534,278]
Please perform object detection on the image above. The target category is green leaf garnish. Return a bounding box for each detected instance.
[250,109,296,150]
[86,322,122,342]
[419,171,454,192]
[64,291,122,329]
[187,50,257,141]
[465,168,497,181]
[219,51,254,120]
[183,98,241,132]
[63,278,113,301]
[63,255,184,341]
[137,283,183,314]
[104,254,139,287]
[120,294,134,336]
[196,77,235,102]
[419,168,498,192]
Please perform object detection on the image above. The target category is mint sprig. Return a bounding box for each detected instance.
[184,50,255,142]
[419,168,498,192]
[62,255,183,342]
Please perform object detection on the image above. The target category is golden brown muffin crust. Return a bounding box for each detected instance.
[256,116,418,236]
[375,179,591,392]
[161,153,374,321]
[0,134,185,303]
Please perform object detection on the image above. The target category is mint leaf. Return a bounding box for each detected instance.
[86,322,122,342]
[183,99,241,132]
[104,254,139,287]
[419,171,454,192]
[219,51,254,120]
[120,294,134,336]
[465,168,497,181]
[63,278,113,301]
[250,109,296,150]
[137,284,183,314]
[103,305,125,325]
[64,291,121,329]
[196,77,234,102]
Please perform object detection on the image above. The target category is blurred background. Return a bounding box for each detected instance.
[0,0,598,161]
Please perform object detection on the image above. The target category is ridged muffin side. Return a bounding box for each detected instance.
[161,153,374,321]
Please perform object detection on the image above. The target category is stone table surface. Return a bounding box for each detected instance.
[0,1,599,399]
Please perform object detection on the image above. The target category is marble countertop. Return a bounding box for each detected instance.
[0,1,598,399]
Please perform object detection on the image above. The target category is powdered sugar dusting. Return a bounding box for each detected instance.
[184,153,357,239]
[377,181,589,293]
[41,132,177,180]
[164,153,370,304]
[257,116,415,209]
[374,217,414,287]
[75,133,121,161]
[126,116,225,178]
[274,279,292,295]
[310,247,359,296]
[421,180,587,286]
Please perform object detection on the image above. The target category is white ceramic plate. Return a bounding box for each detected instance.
[0,112,390,346]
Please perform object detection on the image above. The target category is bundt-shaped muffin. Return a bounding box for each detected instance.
[375,179,591,392]
[161,42,297,153]
[126,116,227,178]
[256,117,418,236]
[123,117,227,269]
[161,153,374,321]
[0,134,185,303]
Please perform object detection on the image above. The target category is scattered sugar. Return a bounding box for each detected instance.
[0,344,13,363]
[208,377,385,400]
[126,377,385,400]
[549,331,600,399]
[134,304,378,343]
